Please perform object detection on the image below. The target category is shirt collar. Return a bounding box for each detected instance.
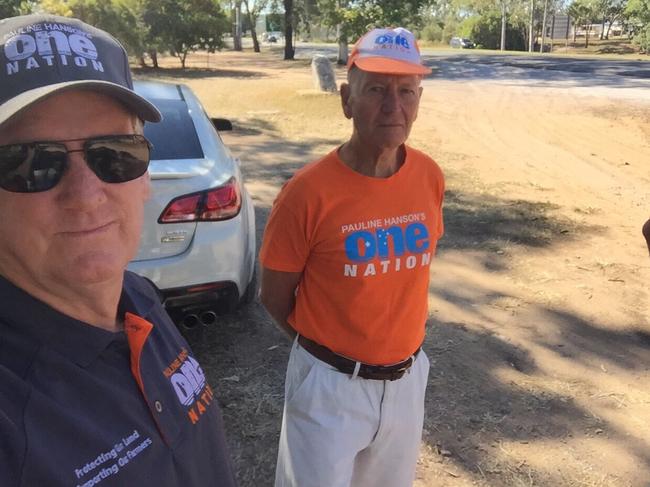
[0,272,157,367]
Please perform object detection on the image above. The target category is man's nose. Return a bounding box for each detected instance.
[381,88,400,112]
[55,150,108,210]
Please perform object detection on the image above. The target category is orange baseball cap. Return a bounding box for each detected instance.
[347,27,431,75]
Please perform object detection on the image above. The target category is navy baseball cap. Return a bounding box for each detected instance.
[0,14,161,128]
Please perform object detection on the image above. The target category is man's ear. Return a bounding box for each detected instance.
[340,83,353,119]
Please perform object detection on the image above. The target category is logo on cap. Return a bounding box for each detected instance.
[4,23,104,76]
[374,33,410,50]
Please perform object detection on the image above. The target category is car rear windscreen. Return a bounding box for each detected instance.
[143,99,204,160]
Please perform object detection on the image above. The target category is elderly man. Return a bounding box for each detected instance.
[0,15,236,486]
[260,27,444,487]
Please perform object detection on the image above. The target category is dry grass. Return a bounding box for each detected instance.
[133,51,349,143]
[140,49,650,487]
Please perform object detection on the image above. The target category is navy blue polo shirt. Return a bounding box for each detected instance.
[0,272,237,487]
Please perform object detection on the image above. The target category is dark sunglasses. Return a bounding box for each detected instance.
[0,134,152,193]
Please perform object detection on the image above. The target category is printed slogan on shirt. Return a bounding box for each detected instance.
[340,212,431,277]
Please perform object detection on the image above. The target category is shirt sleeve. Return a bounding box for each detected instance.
[436,166,445,240]
[259,187,310,273]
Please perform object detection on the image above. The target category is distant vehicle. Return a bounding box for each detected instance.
[450,37,476,49]
[263,31,283,43]
[129,81,256,328]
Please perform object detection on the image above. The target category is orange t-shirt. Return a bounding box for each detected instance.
[260,146,445,364]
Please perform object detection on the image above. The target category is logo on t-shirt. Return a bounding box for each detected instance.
[340,212,432,277]
[163,349,215,425]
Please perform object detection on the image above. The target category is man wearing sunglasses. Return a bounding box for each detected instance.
[0,15,237,487]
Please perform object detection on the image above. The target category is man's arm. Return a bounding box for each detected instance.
[643,219,650,255]
[260,267,302,340]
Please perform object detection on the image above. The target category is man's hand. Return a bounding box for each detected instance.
[643,219,650,255]
[260,268,302,339]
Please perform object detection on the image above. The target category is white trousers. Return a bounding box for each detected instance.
[275,337,430,487]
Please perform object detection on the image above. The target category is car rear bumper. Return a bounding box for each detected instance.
[128,204,255,309]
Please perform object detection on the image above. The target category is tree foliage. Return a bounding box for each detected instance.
[0,0,23,18]
[143,0,228,68]
[460,10,527,49]
[317,0,432,42]
[29,0,228,68]
[568,0,599,46]
[626,0,650,50]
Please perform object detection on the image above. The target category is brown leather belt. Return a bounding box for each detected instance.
[297,335,420,381]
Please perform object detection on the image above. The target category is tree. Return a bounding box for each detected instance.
[0,0,23,17]
[528,0,535,51]
[460,10,527,49]
[242,0,268,52]
[316,0,435,64]
[143,0,229,68]
[283,0,294,59]
[596,0,627,39]
[539,0,549,51]
[39,0,152,66]
[625,0,650,50]
[500,0,508,49]
[568,0,598,46]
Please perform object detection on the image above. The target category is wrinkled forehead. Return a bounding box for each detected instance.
[0,89,140,144]
[347,67,422,89]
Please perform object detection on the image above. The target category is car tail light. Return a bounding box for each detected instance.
[159,177,242,223]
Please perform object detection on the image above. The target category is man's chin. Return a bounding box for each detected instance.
[66,254,128,285]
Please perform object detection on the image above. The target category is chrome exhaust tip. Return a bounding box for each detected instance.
[200,310,217,326]
[182,314,200,329]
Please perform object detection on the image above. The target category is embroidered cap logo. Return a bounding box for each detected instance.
[374,33,411,50]
[4,24,104,76]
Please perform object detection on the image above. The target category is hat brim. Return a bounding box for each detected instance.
[0,80,162,129]
[352,57,432,75]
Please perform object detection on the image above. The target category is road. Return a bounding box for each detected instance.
[294,43,650,101]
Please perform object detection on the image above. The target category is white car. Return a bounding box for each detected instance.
[128,81,256,328]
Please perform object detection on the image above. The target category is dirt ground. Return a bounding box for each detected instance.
[137,49,650,486]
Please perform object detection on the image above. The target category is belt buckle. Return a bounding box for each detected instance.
[388,361,412,381]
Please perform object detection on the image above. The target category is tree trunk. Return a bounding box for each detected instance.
[549,14,555,52]
[337,24,348,65]
[251,27,260,53]
[149,50,159,69]
[283,0,295,60]
[600,17,606,40]
[138,55,147,67]
[242,0,260,53]
[500,1,507,50]
[528,0,535,52]
[180,52,187,69]
[540,0,548,52]
[605,17,614,39]
[585,24,590,48]
[233,2,242,51]
[573,22,577,43]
